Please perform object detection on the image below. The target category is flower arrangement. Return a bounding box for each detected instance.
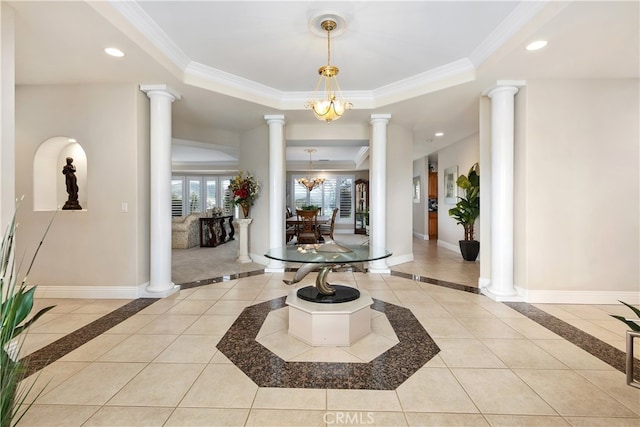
[229,171,260,218]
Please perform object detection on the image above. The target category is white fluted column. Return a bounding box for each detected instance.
[265,115,285,272]
[483,84,521,301]
[369,114,391,273]
[140,84,180,297]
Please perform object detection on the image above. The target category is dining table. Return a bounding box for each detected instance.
[285,215,330,225]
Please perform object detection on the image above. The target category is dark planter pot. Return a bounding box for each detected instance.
[459,240,480,261]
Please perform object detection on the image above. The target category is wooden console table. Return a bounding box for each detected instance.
[199,216,235,247]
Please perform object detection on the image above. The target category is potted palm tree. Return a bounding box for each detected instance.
[448,163,480,261]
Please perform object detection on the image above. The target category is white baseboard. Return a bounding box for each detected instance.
[413,232,428,240]
[34,284,146,299]
[516,287,640,304]
[386,253,414,267]
[437,240,460,253]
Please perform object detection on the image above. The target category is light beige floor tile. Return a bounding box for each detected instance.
[183,314,239,335]
[405,412,489,426]
[564,319,625,343]
[515,369,638,417]
[344,332,398,362]
[349,411,408,426]
[484,414,570,426]
[371,313,400,341]
[103,313,158,335]
[439,303,495,318]
[107,363,205,406]
[563,416,640,426]
[367,289,401,302]
[327,389,402,411]
[575,370,640,414]
[393,289,439,302]
[180,364,258,408]
[29,313,104,334]
[164,408,249,426]
[290,346,365,362]
[532,340,614,370]
[502,318,563,340]
[19,361,90,404]
[59,333,128,362]
[138,297,180,314]
[417,317,474,338]
[457,317,524,339]
[404,302,454,318]
[185,287,230,300]
[396,367,478,413]
[252,387,326,410]
[154,334,221,363]
[84,406,174,426]
[164,299,216,315]
[210,349,233,363]
[452,368,556,415]
[136,314,199,334]
[555,304,612,319]
[19,332,66,356]
[37,362,146,405]
[220,287,263,300]
[436,338,507,368]
[256,329,311,360]
[476,302,526,318]
[256,310,288,338]
[205,300,252,316]
[16,404,99,427]
[70,299,129,314]
[97,334,177,362]
[245,409,326,426]
[481,338,569,369]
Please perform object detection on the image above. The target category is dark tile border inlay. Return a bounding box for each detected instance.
[216,296,440,390]
[505,302,640,381]
[21,298,159,377]
[21,266,639,387]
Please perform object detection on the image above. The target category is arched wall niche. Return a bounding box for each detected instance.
[33,136,88,211]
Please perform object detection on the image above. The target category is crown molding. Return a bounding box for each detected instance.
[112,1,546,110]
[469,0,549,67]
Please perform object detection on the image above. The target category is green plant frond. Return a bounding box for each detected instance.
[13,305,56,337]
[618,300,640,319]
[610,314,640,331]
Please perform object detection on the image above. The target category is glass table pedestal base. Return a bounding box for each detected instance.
[286,288,373,347]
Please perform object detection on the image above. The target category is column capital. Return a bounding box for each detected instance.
[140,84,181,101]
[370,114,391,124]
[264,114,285,125]
[483,80,525,98]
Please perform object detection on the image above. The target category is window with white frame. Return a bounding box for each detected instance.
[171,175,234,217]
[292,175,354,222]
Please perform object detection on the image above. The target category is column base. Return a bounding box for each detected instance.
[481,286,524,302]
[237,254,253,263]
[140,283,180,298]
[265,259,285,273]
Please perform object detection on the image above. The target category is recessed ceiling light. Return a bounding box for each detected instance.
[435,132,444,137]
[104,47,125,57]
[526,40,548,51]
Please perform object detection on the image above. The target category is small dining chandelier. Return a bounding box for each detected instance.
[305,19,352,123]
[297,149,325,191]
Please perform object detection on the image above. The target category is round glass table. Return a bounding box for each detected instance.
[265,243,392,302]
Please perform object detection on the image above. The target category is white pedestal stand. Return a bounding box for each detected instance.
[236,218,252,263]
[285,288,373,346]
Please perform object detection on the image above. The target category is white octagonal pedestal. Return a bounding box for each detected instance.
[285,288,373,346]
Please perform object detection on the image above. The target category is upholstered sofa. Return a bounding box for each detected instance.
[171,213,203,249]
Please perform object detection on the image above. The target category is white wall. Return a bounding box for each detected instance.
[239,124,270,263]
[436,133,480,253]
[386,123,414,265]
[519,79,639,302]
[15,84,150,297]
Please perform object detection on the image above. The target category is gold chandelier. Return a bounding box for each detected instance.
[297,149,325,191]
[305,19,352,123]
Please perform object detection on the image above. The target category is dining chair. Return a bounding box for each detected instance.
[295,208,319,244]
[318,207,339,240]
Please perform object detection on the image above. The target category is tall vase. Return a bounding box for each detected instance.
[241,203,250,218]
